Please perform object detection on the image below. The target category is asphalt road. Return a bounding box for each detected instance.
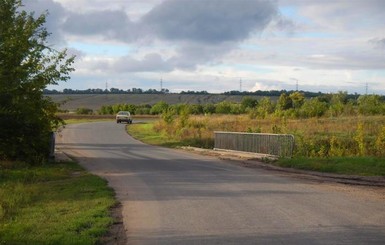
[57,121,385,245]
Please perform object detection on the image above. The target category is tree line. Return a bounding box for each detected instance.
[44,88,374,100]
[92,91,385,118]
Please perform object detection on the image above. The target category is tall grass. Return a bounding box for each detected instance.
[151,114,385,158]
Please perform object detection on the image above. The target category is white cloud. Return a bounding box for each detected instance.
[22,0,385,94]
[251,82,282,91]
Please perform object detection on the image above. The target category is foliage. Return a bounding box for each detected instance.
[127,119,385,176]
[134,114,385,158]
[150,101,169,115]
[96,91,385,120]
[300,98,328,118]
[354,122,366,156]
[241,96,258,110]
[375,126,385,156]
[76,107,93,115]
[276,93,292,111]
[288,92,305,109]
[0,0,74,164]
[255,97,274,118]
[357,94,385,115]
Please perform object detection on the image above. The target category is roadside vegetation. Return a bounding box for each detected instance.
[0,160,116,244]
[121,92,385,157]
[127,118,385,176]
[125,92,385,176]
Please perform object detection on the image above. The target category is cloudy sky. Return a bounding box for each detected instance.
[25,0,385,94]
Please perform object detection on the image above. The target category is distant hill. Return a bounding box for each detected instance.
[48,94,271,111]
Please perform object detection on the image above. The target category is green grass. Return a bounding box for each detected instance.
[127,122,182,148]
[64,118,112,124]
[0,161,116,245]
[276,157,385,176]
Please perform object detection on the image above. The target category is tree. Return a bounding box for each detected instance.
[255,97,274,118]
[0,0,74,163]
[300,98,328,118]
[241,96,258,110]
[276,93,292,111]
[150,101,169,115]
[357,94,384,115]
[289,91,305,109]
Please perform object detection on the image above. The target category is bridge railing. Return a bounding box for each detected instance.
[214,131,295,158]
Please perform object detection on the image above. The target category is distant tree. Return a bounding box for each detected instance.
[300,98,328,118]
[357,94,384,115]
[76,108,93,115]
[0,0,74,163]
[215,101,233,114]
[289,91,305,109]
[255,97,274,118]
[241,96,258,110]
[150,101,169,115]
[329,91,348,116]
[203,104,216,114]
[276,93,292,111]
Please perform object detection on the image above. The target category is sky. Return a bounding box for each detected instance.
[24,0,385,94]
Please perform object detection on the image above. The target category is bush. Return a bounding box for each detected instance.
[76,107,93,115]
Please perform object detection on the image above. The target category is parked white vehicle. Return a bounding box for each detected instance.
[116,111,132,124]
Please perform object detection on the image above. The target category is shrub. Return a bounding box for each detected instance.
[76,107,93,115]
[150,101,169,115]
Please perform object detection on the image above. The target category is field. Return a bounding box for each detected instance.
[48,93,268,111]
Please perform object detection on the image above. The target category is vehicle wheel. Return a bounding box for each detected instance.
[117,120,120,123]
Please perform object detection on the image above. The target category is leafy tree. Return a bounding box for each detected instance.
[255,97,274,118]
[241,96,258,110]
[203,104,216,114]
[0,0,74,163]
[357,94,384,115]
[150,101,169,115]
[76,107,93,115]
[300,98,328,118]
[329,91,348,117]
[289,91,305,109]
[215,101,233,114]
[276,93,292,111]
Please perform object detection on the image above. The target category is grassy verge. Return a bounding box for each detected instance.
[64,118,112,124]
[0,161,116,245]
[127,122,188,148]
[275,157,385,176]
[127,121,385,176]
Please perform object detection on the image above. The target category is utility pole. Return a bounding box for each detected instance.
[160,77,163,93]
[365,82,368,94]
[239,78,242,92]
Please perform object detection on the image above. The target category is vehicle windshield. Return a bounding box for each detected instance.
[118,111,129,115]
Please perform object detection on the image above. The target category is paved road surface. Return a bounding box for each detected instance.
[57,121,385,244]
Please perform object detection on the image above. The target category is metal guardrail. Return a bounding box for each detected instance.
[214,131,295,158]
